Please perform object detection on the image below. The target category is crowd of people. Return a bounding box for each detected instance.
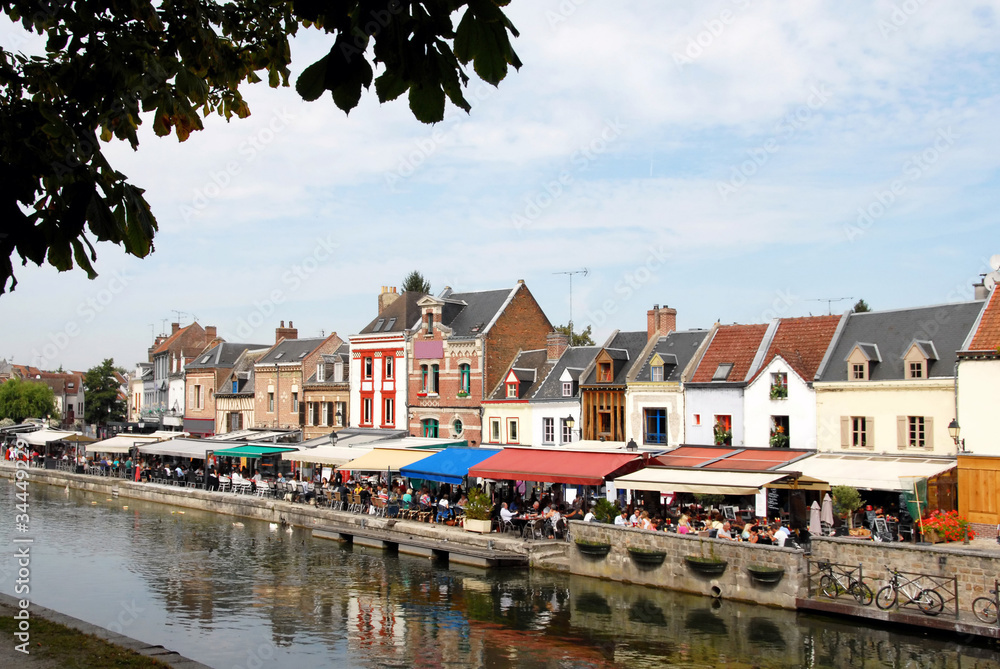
[605,503,805,546]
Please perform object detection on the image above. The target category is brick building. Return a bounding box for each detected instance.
[183,341,268,437]
[302,343,351,440]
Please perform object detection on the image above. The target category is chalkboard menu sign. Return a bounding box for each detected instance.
[766,488,781,518]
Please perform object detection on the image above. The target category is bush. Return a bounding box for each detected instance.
[593,498,620,524]
[464,487,492,521]
[831,485,863,528]
[922,510,975,542]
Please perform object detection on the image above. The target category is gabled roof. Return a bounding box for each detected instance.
[907,339,939,360]
[632,330,710,383]
[185,342,268,370]
[488,349,551,400]
[581,331,648,386]
[690,323,769,384]
[818,300,984,382]
[850,342,882,362]
[532,346,601,401]
[217,348,269,396]
[151,322,208,356]
[966,287,1000,350]
[441,288,514,338]
[257,337,328,365]
[305,343,351,384]
[747,315,842,385]
[357,291,426,335]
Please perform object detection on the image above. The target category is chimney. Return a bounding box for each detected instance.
[171,322,180,334]
[275,320,298,343]
[205,326,217,339]
[974,280,989,301]
[647,304,677,340]
[547,332,569,361]
[379,286,401,315]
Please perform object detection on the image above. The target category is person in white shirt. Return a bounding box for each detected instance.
[773,523,791,546]
[583,509,596,522]
[614,511,627,526]
[500,502,515,523]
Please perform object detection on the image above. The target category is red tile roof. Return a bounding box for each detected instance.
[690,324,769,383]
[748,315,842,384]
[969,288,1000,350]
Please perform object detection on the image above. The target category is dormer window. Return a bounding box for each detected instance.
[853,363,866,380]
[651,365,664,382]
[562,381,573,397]
[316,363,326,383]
[847,343,880,382]
[712,363,734,381]
[506,382,518,398]
[232,380,238,393]
[334,361,344,383]
[597,362,613,383]
[909,362,923,379]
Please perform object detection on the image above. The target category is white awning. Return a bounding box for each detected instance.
[282,445,374,466]
[138,438,213,459]
[86,434,161,454]
[17,429,79,446]
[777,453,956,491]
[203,429,292,442]
[612,468,788,495]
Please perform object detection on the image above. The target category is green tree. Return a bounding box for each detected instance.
[1,1,521,294]
[554,323,595,346]
[0,377,57,422]
[853,299,871,313]
[401,270,431,294]
[831,485,864,529]
[84,358,126,425]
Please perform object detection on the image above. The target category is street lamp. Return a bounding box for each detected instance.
[948,419,966,452]
[565,415,575,442]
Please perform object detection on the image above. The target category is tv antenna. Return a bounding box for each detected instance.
[553,268,589,343]
[807,297,853,315]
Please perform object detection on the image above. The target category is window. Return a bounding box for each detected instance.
[562,381,573,397]
[852,363,866,380]
[598,411,612,437]
[334,361,344,383]
[490,418,501,442]
[561,418,573,444]
[308,402,317,426]
[598,362,613,382]
[422,418,439,438]
[364,357,373,379]
[543,417,554,444]
[316,363,325,383]
[770,415,790,448]
[459,364,470,394]
[291,392,298,413]
[232,380,238,393]
[193,385,203,409]
[362,398,372,425]
[506,382,518,398]
[427,312,434,333]
[712,363,734,381]
[909,362,923,379]
[508,419,519,443]
[324,402,334,426]
[229,412,243,431]
[431,364,439,394]
[421,364,428,393]
[852,417,867,448]
[385,356,394,379]
[713,415,732,445]
[335,402,346,427]
[453,420,463,436]
[651,365,664,382]
[644,408,667,445]
[386,317,396,330]
[770,372,788,399]
[384,398,394,425]
[908,416,926,448]
[374,318,385,332]
[268,392,275,413]
[693,414,701,426]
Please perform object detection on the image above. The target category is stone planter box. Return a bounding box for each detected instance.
[464,518,492,534]
[575,540,612,558]
[747,565,785,583]
[627,547,666,567]
[684,556,728,575]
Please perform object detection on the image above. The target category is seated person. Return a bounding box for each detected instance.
[436,496,451,522]
[500,502,516,523]
[773,522,791,547]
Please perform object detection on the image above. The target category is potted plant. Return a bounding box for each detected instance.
[831,485,864,530]
[684,555,728,575]
[769,426,789,449]
[575,538,612,557]
[592,498,620,524]
[769,383,788,400]
[627,546,666,566]
[747,565,785,583]
[713,421,732,447]
[463,487,493,534]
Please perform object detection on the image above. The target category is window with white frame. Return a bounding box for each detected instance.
[316,363,326,383]
[543,417,554,443]
[490,418,501,443]
[507,418,519,443]
[561,418,573,444]
[562,381,573,397]
[384,398,394,425]
[335,402,346,427]
[362,398,372,425]
[651,365,664,382]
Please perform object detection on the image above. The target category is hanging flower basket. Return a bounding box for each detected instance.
[575,539,612,557]
[747,565,785,583]
[685,555,728,575]
[627,547,666,566]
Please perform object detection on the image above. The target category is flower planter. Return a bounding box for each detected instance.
[747,565,785,583]
[627,547,666,567]
[684,556,728,575]
[575,540,612,558]
[464,518,492,534]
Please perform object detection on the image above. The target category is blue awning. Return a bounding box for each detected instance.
[400,447,501,485]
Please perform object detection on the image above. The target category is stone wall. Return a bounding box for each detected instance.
[568,521,807,609]
[811,536,1000,599]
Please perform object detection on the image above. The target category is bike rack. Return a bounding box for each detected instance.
[882,568,958,619]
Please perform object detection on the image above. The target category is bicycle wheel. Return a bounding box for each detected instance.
[850,581,874,606]
[875,585,897,610]
[916,589,944,616]
[972,597,998,624]
[819,574,839,598]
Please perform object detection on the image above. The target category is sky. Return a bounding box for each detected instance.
[2,1,1000,372]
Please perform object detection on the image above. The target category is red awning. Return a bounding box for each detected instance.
[468,448,643,486]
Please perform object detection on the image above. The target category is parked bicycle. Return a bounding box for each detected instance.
[971,581,998,625]
[817,560,874,606]
[876,565,945,616]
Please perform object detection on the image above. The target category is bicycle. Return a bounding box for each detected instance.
[971,582,998,624]
[875,565,945,616]
[816,560,874,606]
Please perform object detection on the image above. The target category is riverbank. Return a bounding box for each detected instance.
[0,593,209,668]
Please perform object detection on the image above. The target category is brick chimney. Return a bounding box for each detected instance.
[275,320,298,343]
[205,326,217,339]
[171,322,180,334]
[547,332,569,361]
[378,286,400,315]
[647,304,677,340]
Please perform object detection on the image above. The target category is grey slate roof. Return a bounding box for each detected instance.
[305,343,351,384]
[632,330,710,382]
[488,349,551,400]
[818,300,985,382]
[357,291,426,334]
[581,331,648,385]
[442,289,513,338]
[257,337,327,365]
[186,342,268,370]
[217,348,268,396]
[532,347,602,401]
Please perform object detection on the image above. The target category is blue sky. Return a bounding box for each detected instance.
[2,1,999,371]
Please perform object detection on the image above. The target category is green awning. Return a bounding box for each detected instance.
[211,445,300,458]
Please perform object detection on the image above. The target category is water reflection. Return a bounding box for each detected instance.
[2,479,999,669]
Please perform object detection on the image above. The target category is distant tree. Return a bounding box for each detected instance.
[401,271,431,294]
[853,299,871,313]
[554,324,595,346]
[84,358,126,425]
[0,377,57,422]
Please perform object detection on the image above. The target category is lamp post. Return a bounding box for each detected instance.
[948,419,966,453]
[565,415,575,443]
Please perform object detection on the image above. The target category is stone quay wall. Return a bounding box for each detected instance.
[810,537,1000,600]
[568,521,807,609]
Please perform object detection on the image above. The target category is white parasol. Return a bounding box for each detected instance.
[821,492,834,526]
[809,500,822,536]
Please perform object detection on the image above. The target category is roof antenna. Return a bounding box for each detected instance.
[806,297,853,315]
[553,268,589,344]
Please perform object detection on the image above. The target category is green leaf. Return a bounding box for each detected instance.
[408,83,445,124]
[296,55,328,101]
[375,71,409,103]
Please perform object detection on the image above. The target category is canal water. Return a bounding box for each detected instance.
[2,478,997,668]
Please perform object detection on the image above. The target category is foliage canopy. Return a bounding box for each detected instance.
[0,377,57,422]
[554,323,595,346]
[401,269,431,294]
[83,358,126,424]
